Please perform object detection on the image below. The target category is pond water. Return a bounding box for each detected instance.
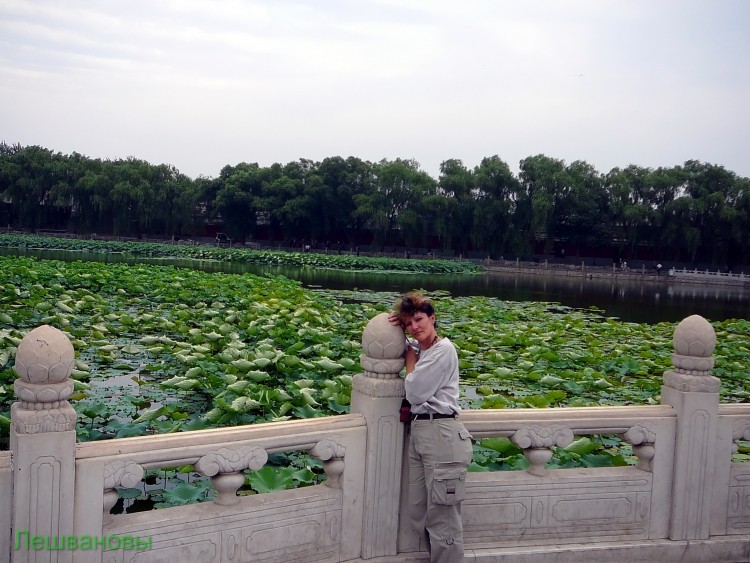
[4,247,749,324]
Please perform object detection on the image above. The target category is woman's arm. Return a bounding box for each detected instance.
[404,347,418,374]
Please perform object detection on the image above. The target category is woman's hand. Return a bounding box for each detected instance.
[388,314,402,327]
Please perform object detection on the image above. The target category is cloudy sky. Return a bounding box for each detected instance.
[1,0,748,180]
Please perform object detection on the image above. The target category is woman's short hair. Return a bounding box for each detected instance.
[394,291,435,325]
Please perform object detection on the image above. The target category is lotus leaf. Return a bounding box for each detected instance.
[247,465,295,493]
[71,369,90,380]
[184,367,202,378]
[563,437,599,455]
[203,408,223,423]
[132,406,166,423]
[299,388,319,406]
[156,480,212,507]
[114,487,143,500]
[162,376,188,386]
[314,358,344,371]
[246,371,270,382]
[230,397,249,412]
[479,437,518,454]
[481,395,509,408]
[176,354,198,364]
[227,381,249,393]
[540,375,565,386]
[56,301,74,313]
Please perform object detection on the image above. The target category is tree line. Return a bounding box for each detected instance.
[1,142,749,266]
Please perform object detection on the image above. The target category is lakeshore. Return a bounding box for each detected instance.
[483,258,749,288]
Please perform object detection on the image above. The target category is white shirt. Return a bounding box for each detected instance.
[404,337,460,415]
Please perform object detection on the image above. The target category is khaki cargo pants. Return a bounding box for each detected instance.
[408,417,474,563]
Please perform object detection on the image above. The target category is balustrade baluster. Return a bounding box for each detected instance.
[310,437,346,489]
[195,445,268,506]
[623,425,657,471]
[102,460,144,522]
[510,424,573,477]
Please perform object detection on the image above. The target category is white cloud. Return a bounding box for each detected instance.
[0,0,748,179]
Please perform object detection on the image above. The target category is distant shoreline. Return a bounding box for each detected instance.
[482,261,749,288]
[4,230,748,288]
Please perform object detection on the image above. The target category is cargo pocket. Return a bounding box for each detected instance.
[432,462,467,505]
[457,427,474,464]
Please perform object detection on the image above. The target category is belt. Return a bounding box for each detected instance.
[412,412,457,421]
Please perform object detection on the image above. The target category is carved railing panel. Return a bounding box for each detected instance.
[73,416,366,562]
[718,408,750,536]
[461,405,677,543]
[463,468,653,546]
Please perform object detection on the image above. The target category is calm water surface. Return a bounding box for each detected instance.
[269,265,750,324]
[4,247,749,324]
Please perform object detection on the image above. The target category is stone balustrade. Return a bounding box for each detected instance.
[1,314,749,562]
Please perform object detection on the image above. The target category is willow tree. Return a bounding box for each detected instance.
[518,154,568,253]
[557,160,611,256]
[354,158,433,247]
[471,155,518,256]
[437,159,475,254]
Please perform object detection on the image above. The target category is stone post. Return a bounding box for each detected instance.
[660,314,719,540]
[10,325,77,562]
[350,313,406,559]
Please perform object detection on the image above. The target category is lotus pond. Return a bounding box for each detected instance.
[2,254,749,507]
[0,234,483,275]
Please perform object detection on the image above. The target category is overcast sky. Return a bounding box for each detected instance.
[1,0,748,180]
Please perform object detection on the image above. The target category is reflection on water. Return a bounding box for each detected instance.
[3,247,748,324]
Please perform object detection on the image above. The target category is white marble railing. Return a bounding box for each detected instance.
[3,314,750,562]
[458,405,672,548]
[670,267,748,285]
[74,415,367,563]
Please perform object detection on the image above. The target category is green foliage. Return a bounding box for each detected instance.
[152,480,214,508]
[3,144,749,262]
[0,234,482,275]
[108,466,216,512]
[470,435,632,472]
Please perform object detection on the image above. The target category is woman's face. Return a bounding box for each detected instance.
[404,311,436,342]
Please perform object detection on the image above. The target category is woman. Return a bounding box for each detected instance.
[390,291,473,563]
